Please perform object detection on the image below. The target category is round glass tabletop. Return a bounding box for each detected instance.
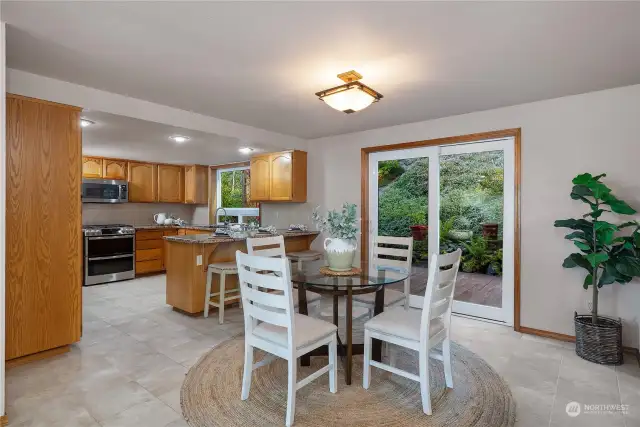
[290,259,409,289]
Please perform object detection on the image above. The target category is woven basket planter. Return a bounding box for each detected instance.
[574,312,623,365]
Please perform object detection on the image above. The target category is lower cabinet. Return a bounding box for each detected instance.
[135,228,179,275]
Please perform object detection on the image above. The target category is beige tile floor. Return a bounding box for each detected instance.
[5,275,640,426]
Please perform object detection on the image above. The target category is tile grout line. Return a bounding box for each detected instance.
[547,353,563,427]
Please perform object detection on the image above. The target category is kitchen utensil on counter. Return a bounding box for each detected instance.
[154,213,168,225]
[164,218,175,225]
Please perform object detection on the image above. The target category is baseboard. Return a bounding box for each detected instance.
[519,326,576,342]
[1,414,7,426]
[519,326,640,362]
[6,345,70,369]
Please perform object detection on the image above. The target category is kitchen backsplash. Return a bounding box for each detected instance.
[82,203,196,226]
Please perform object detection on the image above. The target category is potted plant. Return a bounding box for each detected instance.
[554,173,640,365]
[409,224,428,241]
[313,203,358,271]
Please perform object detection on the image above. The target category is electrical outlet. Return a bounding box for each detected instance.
[196,255,203,266]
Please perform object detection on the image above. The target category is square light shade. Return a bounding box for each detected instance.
[315,81,383,114]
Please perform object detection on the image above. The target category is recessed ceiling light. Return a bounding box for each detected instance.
[170,135,189,143]
[239,147,254,154]
[315,70,383,113]
[80,119,95,128]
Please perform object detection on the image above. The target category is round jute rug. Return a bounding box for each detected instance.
[181,338,515,427]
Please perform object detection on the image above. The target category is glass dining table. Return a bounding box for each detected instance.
[290,260,410,385]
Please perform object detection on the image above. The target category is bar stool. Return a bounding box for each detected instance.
[287,250,323,271]
[204,262,240,324]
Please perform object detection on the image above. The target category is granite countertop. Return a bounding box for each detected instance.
[163,230,319,244]
[134,224,219,230]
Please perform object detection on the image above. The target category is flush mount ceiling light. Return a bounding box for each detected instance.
[80,118,95,128]
[315,70,383,114]
[239,147,254,154]
[169,135,189,143]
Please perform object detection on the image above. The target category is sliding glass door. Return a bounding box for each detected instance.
[368,137,515,324]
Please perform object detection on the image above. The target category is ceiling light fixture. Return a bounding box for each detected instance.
[239,147,254,154]
[169,135,189,143]
[80,119,95,128]
[315,70,383,114]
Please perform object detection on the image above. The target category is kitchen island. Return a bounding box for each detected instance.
[163,231,320,315]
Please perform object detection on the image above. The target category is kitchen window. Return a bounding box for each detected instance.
[216,166,260,224]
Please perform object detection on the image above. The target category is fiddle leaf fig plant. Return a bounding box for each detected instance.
[554,173,640,325]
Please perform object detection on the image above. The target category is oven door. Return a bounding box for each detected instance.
[85,236,135,285]
[82,179,128,203]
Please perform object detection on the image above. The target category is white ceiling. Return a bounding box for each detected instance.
[3,1,640,139]
[81,111,272,165]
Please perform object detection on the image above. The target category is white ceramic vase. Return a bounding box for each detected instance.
[324,238,357,272]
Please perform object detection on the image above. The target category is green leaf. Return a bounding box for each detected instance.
[634,232,640,248]
[597,228,615,246]
[587,181,612,199]
[599,262,617,286]
[615,256,640,277]
[618,221,638,229]
[592,173,607,181]
[595,221,617,231]
[571,184,593,197]
[583,209,609,219]
[572,173,594,185]
[601,193,637,215]
[586,252,609,267]
[554,218,593,233]
[563,253,592,270]
[583,274,593,289]
[565,231,586,240]
[573,241,591,251]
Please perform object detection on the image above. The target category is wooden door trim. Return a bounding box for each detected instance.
[7,93,82,111]
[360,128,522,331]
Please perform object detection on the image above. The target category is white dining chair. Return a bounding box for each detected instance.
[362,249,462,415]
[236,251,338,427]
[246,235,321,312]
[353,235,414,315]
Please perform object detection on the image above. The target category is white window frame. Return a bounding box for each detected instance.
[215,166,259,224]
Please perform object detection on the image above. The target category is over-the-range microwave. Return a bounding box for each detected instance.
[81,178,128,203]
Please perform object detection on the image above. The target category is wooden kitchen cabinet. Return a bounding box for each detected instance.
[6,94,82,363]
[102,158,128,180]
[158,164,185,203]
[128,161,158,202]
[184,165,209,204]
[82,156,103,178]
[250,150,307,202]
[250,154,271,201]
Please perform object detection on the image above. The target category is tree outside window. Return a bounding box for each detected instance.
[216,167,260,224]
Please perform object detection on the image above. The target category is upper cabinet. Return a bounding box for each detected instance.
[82,156,103,178]
[128,161,158,202]
[184,165,209,204]
[157,164,185,203]
[250,155,271,201]
[102,159,127,180]
[250,150,307,202]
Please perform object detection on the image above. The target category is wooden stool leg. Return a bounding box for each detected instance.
[204,267,212,318]
[219,272,226,324]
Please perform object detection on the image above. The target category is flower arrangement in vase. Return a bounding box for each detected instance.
[312,203,358,271]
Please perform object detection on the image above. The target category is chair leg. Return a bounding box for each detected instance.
[241,343,253,400]
[443,337,453,389]
[297,259,303,271]
[285,357,297,427]
[363,329,372,389]
[204,268,213,318]
[218,272,226,324]
[419,349,432,415]
[389,344,397,368]
[328,335,337,394]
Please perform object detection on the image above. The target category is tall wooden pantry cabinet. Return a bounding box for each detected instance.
[5,94,83,364]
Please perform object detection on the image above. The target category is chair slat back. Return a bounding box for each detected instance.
[236,251,295,347]
[420,249,462,345]
[246,235,286,258]
[372,235,413,308]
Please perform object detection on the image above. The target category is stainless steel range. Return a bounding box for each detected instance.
[83,224,136,286]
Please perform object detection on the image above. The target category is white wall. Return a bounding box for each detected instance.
[305,84,640,348]
[6,69,308,152]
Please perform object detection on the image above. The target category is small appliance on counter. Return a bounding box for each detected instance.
[82,178,128,203]
[83,224,135,286]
